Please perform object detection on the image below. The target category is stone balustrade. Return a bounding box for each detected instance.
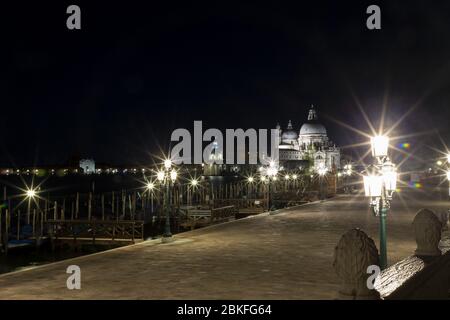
[333,208,450,300]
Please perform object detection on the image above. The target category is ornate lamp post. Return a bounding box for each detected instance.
[342,164,353,193]
[446,154,450,197]
[146,181,155,214]
[362,135,398,270]
[318,166,328,200]
[156,159,177,243]
[260,161,278,211]
[446,170,450,197]
[189,178,199,205]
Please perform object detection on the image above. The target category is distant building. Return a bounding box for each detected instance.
[79,159,95,174]
[277,105,341,172]
[203,141,225,176]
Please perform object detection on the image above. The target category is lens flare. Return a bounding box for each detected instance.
[408,181,422,189]
[397,142,411,150]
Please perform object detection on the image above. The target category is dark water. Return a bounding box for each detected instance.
[0,219,181,275]
[0,242,123,275]
[0,175,141,274]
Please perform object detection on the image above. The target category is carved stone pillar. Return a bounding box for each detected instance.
[412,209,442,258]
[333,228,380,299]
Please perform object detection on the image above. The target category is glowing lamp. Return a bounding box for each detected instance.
[247,177,254,183]
[191,179,198,186]
[267,166,278,177]
[170,169,177,182]
[447,171,450,181]
[147,182,155,190]
[363,175,383,197]
[292,174,298,180]
[383,171,397,192]
[260,176,267,182]
[157,170,165,182]
[164,159,172,169]
[26,189,36,198]
[318,167,327,176]
[371,135,389,158]
[381,160,397,192]
[284,175,290,180]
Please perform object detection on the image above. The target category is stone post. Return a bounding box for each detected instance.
[412,209,442,258]
[333,228,380,299]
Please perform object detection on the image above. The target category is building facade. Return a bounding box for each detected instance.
[277,106,340,172]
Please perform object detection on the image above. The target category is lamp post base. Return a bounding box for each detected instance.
[379,210,388,270]
[161,235,174,243]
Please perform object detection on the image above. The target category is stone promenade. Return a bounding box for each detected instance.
[0,190,448,299]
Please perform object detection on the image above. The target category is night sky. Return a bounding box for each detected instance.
[3,1,450,166]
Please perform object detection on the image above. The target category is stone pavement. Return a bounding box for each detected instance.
[0,190,448,299]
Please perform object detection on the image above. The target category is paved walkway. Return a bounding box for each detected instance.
[0,190,448,299]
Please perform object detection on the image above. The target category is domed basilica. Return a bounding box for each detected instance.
[276,105,340,171]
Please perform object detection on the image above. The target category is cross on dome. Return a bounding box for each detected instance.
[287,120,293,130]
[308,105,318,121]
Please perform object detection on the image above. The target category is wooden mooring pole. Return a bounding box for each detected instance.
[101,194,105,220]
[32,209,36,237]
[17,210,20,240]
[5,209,10,243]
[75,192,79,219]
[54,201,58,220]
[88,192,92,220]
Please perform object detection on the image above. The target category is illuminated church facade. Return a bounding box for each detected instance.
[277,106,341,172]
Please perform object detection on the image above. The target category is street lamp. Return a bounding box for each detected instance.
[26,189,36,198]
[156,160,177,242]
[363,135,397,270]
[146,181,156,213]
[187,178,199,205]
[246,176,255,198]
[318,167,327,176]
[164,159,172,169]
[261,161,278,211]
[371,135,389,158]
[318,166,328,200]
[446,170,450,197]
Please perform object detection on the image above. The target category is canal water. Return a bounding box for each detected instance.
[0,174,163,275]
[0,243,124,275]
[0,220,177,275]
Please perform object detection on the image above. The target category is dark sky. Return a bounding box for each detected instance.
[2,1,450,166]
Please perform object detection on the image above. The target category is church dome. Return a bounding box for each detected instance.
[299,105,327,136]
[281,120,298,142]
[300,123,327,135]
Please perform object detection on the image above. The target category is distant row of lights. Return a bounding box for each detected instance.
[0,168,154,176]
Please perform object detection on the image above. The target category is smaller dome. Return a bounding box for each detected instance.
[281,120,298,141]
[282,130,298,140]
